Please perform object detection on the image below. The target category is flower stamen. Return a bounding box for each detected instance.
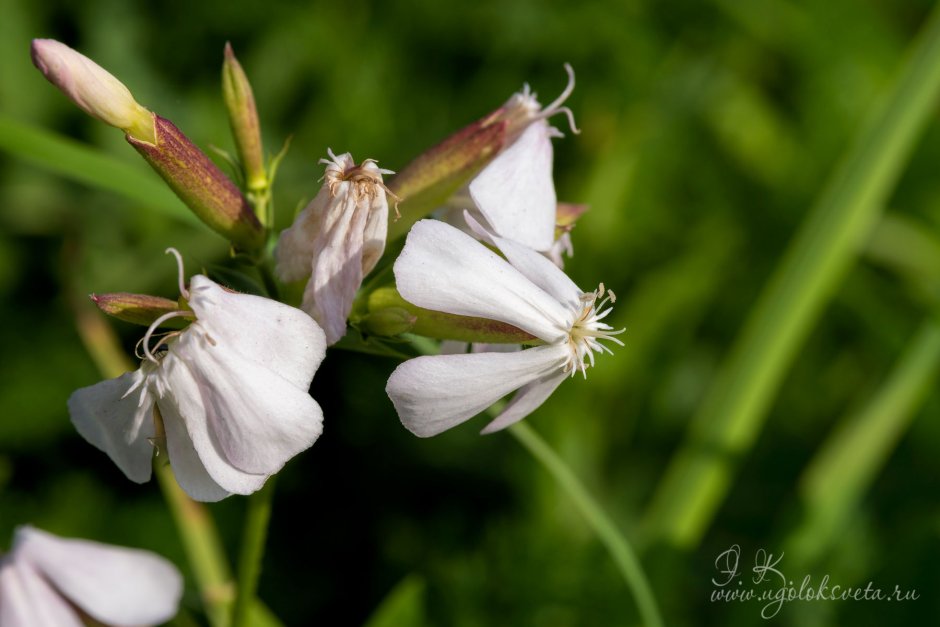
[565,282,625,376]
[141,311,192,363]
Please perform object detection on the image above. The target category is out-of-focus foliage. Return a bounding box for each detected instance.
[2,0,939,625]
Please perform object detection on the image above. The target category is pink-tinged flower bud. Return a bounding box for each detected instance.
[222,43,266,192]
[30,39,264,251]
[30,39,155,143]
[90,292,191,327]
[127,116,264,251]
[387,115,507,240]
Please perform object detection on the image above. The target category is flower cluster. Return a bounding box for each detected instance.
[26,38,623,622]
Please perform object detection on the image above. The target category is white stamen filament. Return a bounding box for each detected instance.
[565,283,625,377]
[165,247,189,299]
[141,311,191,363]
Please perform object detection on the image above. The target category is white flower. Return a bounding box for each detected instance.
[443,65,579,256]
[68,250,326,502]
[385,219,623,437]
[275,149,393,345]
[0,525,182,627]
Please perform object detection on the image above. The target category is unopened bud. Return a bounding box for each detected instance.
[366,287,535,344]
[387,115,507,241]
[30,39,155,143]
[357,307,417,337]
[90,292,191,328]
[222,43,266,192]
[127,116,264,251]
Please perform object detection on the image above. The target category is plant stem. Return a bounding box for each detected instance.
[155,463,235,627]
[642,3,940,549]
[508,422,664,627]
[231,477,277,627]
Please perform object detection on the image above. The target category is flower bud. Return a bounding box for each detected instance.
[387,115,507,241]
[90,292,190,328]
[30,39,155,143]
[366,286,535,344]
[222,43,266,192]
[357,307,417,337]
[127,116,264,251]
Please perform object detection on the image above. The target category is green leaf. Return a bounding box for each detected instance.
[362,575,427,627]
[0,114,198,225]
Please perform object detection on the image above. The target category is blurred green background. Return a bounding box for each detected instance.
[2,0,940,625]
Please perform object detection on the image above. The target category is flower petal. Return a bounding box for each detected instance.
[0,557,82,627]
[159,395,238,502]
[302,186,375,344]
[187,275,326,390]
[468,120,556,251]
[395,220,570,342]
[67,369,155,484]
[165,333,324,475]
[13,526,182,626]
[361,188,389,276]
[274,189,327,282]
[386,344,567,437]
[465,211,583,309]
[480,370,567,434]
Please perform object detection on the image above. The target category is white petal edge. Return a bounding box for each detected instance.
[480,370,568,434]
[361,189,389,276]
[159,396,236,502]
[67,369,155,484]
[157,353,265,500]
[395,220,570,342]
[274,189,328,283]
[13,526,182,626]
[386,344,567,437]
[301,186,371,345]
[464,211,583,310]
[0,557,82,627]
[165,336,324,475]
[187,275,326,390]
[468,120,556,251]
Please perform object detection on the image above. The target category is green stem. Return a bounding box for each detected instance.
[508,422,664,627]
[642,3,940,549]
[258,261,281,300]
[231,477,277,627]
[155,463,235,627]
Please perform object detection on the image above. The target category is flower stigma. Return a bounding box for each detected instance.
[504,63,580,136]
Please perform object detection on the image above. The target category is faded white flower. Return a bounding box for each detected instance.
[0,525,182,627]
[276,150,393,344]
[386,219,623,437]
[68,249,326,502]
